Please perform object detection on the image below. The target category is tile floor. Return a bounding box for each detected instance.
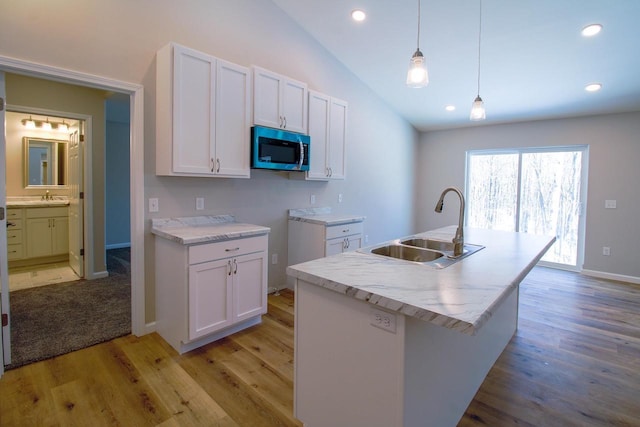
[9,263,80,291]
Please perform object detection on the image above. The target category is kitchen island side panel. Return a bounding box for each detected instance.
[403,287,518,427]
[294,280,406,427]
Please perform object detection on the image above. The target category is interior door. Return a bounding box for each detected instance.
[0,71,11,372]
[68,127,84,277]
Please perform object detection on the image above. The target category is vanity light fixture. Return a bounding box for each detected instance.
[22,116,36,129]
[351,9,366,22]
[581,24,602,37]
[406,0,429,88]
[21,116,72,132]
[470,0,486,121]
[585,83,602,92]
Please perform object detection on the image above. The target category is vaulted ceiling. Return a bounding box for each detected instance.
[272,0,640,131]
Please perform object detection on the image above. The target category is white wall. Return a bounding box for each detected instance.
[0,0,417,322]
[416,112,640,279]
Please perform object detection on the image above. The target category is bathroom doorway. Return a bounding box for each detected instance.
[0,65,142,372]
[4,109,85,291]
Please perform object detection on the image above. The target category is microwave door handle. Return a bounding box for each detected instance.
[298,139,304,170]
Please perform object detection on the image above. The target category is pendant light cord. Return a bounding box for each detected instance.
[416,0,421,50]
[476,0,482,96]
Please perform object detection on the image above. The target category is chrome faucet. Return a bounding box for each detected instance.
[435,187,465,257]
[42,190,51,201]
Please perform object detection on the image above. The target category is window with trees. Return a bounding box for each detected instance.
[465,146,588,269]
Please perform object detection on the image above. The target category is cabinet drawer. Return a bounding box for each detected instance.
[7,244,24,260]
[325,221,363,240]
[7,219,23,230]
[7,209,22,220]
[26,206,69,218]
[189,234,268,265]
[7,229,23,244]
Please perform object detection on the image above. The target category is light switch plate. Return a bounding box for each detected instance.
[196,197,205,210]
[149,198,159,213]
[605,200,617,209]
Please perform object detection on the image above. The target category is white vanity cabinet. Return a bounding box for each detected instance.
[6,209,25,261]
[156,43,251,178]
[307,90,347,181]
[25,207,69,259]
[253,66,308,134]
[155,233,268,354]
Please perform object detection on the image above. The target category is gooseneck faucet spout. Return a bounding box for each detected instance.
[435,187,465,257]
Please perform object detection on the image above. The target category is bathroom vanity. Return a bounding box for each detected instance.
[287,226,555,427]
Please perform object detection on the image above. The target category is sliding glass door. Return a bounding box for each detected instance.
[466,146,588,270]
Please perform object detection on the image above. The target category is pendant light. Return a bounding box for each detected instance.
[470,0,486,121]
[406,0,429,88]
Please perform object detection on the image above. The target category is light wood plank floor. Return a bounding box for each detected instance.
[1,267,639,426]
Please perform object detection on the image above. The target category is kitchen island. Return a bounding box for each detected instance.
[286,226,554,427]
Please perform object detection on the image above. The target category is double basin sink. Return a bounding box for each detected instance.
[359,236,484,269]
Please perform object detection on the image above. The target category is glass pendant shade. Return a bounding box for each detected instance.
[470,95,486,121]
[406,49,429,88]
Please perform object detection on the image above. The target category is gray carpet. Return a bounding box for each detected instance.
[7,248,131,369]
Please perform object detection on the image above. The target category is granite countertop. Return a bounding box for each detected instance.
[287,226,555,335]
[7,196,70,207]
[289,207,366,226]
[151,215,270,245]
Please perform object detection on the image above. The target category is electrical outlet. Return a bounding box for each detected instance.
[310,194,316,205]
[370,308,396,333]
[149,198,159,213]
[272,253,278,265]
[605,200,617,209]
[603,246,611,256]
[338,193,343,203]
[196,197,204,210]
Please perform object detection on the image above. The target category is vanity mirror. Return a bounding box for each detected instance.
[23,137,68,187]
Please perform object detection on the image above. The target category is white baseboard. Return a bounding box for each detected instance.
[87,270,109,280]
[106,242,131,250]
[139,321,156,336]
[582,269,640,285]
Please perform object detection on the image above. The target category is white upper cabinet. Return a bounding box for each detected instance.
[253,66,308,134]
[156,43,250,178]
[307,90,348,180]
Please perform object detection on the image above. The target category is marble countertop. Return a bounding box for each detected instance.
[7,196,70,207]
[151,215,270,245]
[289,207,366,226]
[287,226,555,335]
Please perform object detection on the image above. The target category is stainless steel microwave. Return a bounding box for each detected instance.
[251,126,310,172]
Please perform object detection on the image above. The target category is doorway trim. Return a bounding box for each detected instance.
[0,55,146,341]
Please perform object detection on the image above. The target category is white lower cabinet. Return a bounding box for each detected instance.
[155,234,268,354]
[288,219,364,274]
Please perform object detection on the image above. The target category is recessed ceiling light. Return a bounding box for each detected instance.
[351,9,366,22]
[585,83,602,92]
[581,24,602,37]
[445,105,456,112]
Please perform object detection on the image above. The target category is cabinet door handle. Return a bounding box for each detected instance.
[283,116,287,129]
[342,228,350,233]
[6,222,15,228]
[326,167,330,177]
[216,158,221,173]
[211,158,215,173]
[233,259,238,275]
[228,260,232,276]
[225,247,240,252]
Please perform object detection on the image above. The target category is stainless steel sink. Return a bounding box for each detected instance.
[371,244,444,262]
[401,238,454,252]
[359,235,485,268]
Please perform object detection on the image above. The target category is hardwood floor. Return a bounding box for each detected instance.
[1,267,639,426]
